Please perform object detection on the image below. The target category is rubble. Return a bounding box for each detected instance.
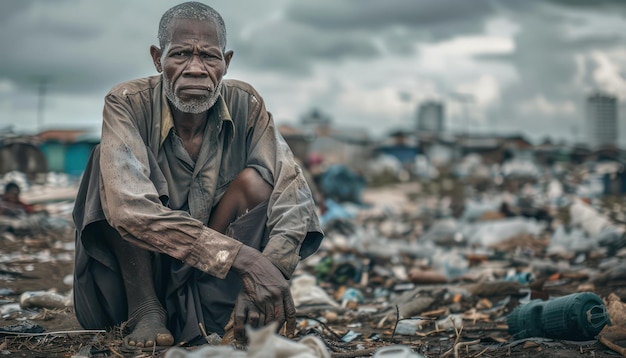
[20,290,73,310]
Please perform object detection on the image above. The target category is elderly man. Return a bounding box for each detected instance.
[72,1,323,350]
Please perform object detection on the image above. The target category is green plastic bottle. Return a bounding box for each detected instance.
[507,292,609,341]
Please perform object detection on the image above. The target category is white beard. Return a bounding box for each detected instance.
[162,76,223,114]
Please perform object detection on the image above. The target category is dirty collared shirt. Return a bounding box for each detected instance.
[98,75,322,279]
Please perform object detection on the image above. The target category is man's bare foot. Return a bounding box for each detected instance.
[125,305,174,348]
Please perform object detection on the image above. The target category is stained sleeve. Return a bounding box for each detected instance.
[98,93,242,279]
[244,94,323,279]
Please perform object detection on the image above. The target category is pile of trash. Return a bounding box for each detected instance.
[164,155,626,356]
[277,157,626,356]
[4,152,626,357]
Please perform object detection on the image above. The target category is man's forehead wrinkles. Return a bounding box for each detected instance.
[169,42,217,51]
[170,34,219,47]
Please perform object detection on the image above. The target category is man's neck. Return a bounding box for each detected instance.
[171,107,209,140]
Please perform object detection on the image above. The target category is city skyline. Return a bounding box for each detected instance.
[0,1,625,145]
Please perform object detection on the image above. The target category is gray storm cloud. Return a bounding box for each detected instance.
[0,0,624,142]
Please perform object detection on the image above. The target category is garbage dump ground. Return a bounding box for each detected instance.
[3,157,626,357]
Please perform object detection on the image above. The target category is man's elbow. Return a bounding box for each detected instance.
[105,206,141,234]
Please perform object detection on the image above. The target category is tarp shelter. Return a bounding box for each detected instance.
[0,138,47,181]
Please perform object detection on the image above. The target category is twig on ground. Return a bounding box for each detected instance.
[391,305,400,340]
[454,339,480,358]
[199,322,210,343]
[0,329,106,337]
[296,314,343,340]
[474,346,489,357]
[108,346,124,358]
[330,348,379,358]
[440,316,464,358]
[415,328,446,337]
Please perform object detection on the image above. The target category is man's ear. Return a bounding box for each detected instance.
[150,45,163,73]
[223,50,234,75]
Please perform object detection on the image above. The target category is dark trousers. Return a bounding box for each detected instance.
[73,201,269,345]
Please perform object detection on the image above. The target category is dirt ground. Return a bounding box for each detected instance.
[0,192,624,357]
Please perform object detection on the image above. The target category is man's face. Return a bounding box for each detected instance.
[153,18,232,114]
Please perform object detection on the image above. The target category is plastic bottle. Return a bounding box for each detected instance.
[394,319,427,336]
[507,292,609,341]
[504,271,535,284]
[373,345,426,358]
[341,287,364,305]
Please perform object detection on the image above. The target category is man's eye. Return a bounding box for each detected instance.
[172,52,188,57]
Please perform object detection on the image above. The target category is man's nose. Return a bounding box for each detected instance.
[184,55,208,76]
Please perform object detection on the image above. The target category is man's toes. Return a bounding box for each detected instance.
[126,337,146,348]
[156,332,174,346]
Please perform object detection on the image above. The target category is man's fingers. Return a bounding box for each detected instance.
[284,292,297,338]
[224,311,235,332]
[265,301,277,326]
[234,254,297,337]
[234,302,248,342]
[248,310,261,328]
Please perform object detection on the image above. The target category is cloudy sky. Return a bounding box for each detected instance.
[1,0,625,145]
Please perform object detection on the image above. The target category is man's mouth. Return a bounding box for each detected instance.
[178,86,212,96]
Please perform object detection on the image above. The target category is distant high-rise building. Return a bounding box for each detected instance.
[417,101,445,133]
[587,92,618,148]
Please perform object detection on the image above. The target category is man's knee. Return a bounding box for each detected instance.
[230,168,272,205]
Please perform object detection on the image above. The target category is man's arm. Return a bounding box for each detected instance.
[98,91,243,279]
[220,85,322,340]
[244,92,323,278]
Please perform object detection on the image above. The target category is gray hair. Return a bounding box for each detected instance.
[158,1,227,51]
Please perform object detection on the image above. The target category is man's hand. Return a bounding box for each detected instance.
[229,245,296,342]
